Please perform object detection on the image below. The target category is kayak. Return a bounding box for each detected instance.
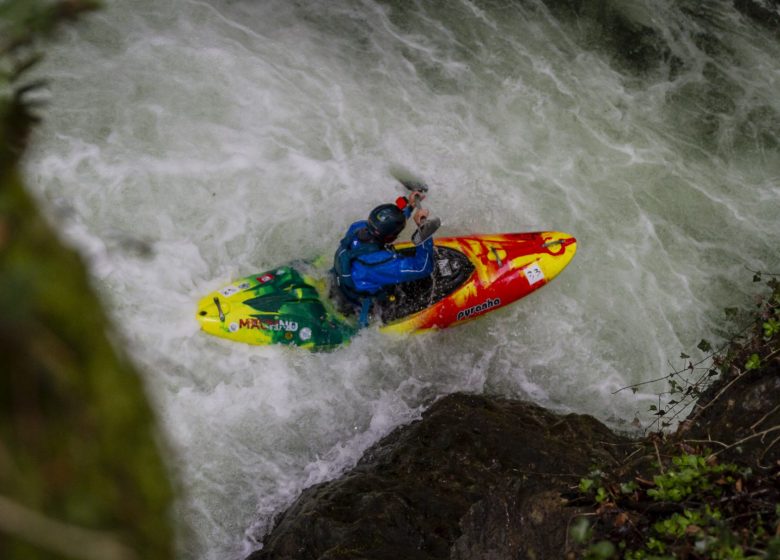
[196,231,577,350]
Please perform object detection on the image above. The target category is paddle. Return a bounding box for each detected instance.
[389,165,441,245]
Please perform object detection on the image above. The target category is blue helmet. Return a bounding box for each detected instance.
[367,203,406,242]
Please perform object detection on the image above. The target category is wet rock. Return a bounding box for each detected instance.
[733,0,780,34]
[247,353,780,559]
[248,394,629,560]
[451,485,587,560]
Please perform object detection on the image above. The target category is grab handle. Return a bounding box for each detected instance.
[213,297,225,322]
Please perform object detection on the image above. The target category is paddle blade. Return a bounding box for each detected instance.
[389,164,429,193]
[411,217,441,245]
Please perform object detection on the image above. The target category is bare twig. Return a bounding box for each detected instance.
[758,434,780,463]
[679,438,729,449]
[653,440,665,474]
[745,266,780,277]
[687,367,749,425]
[750,403,780,431]
[711,425,780,458]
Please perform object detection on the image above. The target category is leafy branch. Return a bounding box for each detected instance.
[572,449,780,560]
[1,0,100,168]
[615,275,780,433]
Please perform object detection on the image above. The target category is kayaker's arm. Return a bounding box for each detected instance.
[412,207,429,226]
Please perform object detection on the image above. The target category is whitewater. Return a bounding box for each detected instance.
[23,0,780,557]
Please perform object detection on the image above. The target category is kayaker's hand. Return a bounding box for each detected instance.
[413,208,430,226]
[408,191,426,208]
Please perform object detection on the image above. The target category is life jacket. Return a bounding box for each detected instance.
[332,226,386,305]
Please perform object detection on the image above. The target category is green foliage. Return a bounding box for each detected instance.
[1,1,101,160]
[624,538,674,559]
[645,537,667,555]
[767,536,780,558]
[647,453,737,502]
[575,450,777,560]
[579,471,611,504]
[763,317,780,339]
[585,276,780,559]
[653,509,705,538]
[0,0,100,46]
[579,477,595,493]
[570,517,592,544]
[585,540,615,560]
[745,353,762,370]
[1,2,174,559]
[641,457,745,558]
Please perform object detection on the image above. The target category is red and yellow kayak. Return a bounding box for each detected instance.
[380,231,577,334]
[196,231,577,349]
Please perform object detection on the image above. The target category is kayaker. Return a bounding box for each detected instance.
[332,191,434,327]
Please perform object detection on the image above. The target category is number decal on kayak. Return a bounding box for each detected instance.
[524,263,545,285]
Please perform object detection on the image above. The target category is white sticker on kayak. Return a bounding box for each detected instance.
[299,327,312,341]
[524,262,545,285]
[229,322,239,333]
[437,259,453,276]
[219,285,239,297]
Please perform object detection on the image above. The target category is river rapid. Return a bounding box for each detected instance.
[24,0,780,557]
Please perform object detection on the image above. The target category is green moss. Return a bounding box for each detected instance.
[1,2,174,558]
